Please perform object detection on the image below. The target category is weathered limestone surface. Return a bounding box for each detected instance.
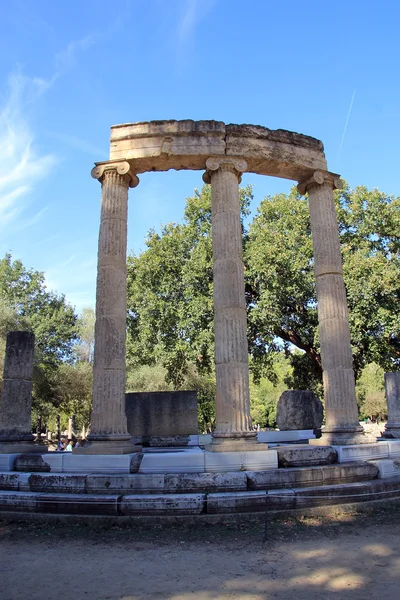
[125,390,198,446]
[203,158,261,451]
[383,373,400,438]
[109,120,327,181]
[79,162,140,455]
[0,332,45,453]
[276,444,337,468]
[276,390,323,431]
[299,172,366,445]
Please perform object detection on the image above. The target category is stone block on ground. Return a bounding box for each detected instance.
[276,390,323,431]
[125,390,198,446]
[277,444,337,467]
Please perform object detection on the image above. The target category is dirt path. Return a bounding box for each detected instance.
[1,509,400,600]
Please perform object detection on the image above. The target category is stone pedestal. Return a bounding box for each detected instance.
[79,161,141,455]
[0,331,46,454]
[298,172,365,445]
[383,372,400,438]
[203,158,265,452]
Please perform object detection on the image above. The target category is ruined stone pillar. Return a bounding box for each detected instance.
[203,158,263,451]
[0,331,45,453]
[298,171,365,445]
[77,160,140,454]
[383,373,400,438]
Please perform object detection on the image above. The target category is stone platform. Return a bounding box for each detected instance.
[0,441,399,519]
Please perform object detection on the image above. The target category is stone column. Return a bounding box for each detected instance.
[0,331,45,453]
[383,373,400,438]
[203,158,263,451]
[298,171,365,445]
[76,160,140,454]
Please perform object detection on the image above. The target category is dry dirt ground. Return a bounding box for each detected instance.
[1,505,400,600]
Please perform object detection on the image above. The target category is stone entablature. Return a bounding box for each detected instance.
[109,120,327,181]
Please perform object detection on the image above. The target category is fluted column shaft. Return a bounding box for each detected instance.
[203,158,258,450]
[81,161,139,454]
[298,171,363,443]
[384,373,400,437]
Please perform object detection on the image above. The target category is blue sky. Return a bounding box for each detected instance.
[0,0,399,312]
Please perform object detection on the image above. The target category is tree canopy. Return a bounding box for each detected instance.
[126,183,400,393]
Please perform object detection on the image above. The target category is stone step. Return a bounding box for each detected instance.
[0,462,378,495]
[1,476,400,517]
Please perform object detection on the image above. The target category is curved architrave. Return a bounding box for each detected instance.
[109,120,327,181]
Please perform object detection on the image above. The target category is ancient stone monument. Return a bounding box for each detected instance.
[125,390,198,446]
[84,120,366,453]
[383,372,400,438]
[276,390,323,431]
[0,331,45,453]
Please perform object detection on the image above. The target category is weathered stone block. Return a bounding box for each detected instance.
[139,448,205,474]
[369,459,400,479]
[86,474,165,494]
[276,390,323,431]
[206,491,266,514]
[120,493,205,515]
[28,474,86,493]
[335,442,389,463]
[125,391,198,444]
[0,491,38,512]
[14,454,51,472]
[205,450,278,473]
[164,472,247,493]
[37,493,119,515]
[277,444,337,467]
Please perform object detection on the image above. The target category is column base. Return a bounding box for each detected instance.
[0,441,48,454]
[382,427,400,439]
[206,433,268,452]
[309,428,375,446]
[73,438,141,455]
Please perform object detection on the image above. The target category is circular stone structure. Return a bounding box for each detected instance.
[81,119,365,456]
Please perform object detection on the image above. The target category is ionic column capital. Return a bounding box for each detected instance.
[91,160,139,188]
[297,170,343,196]
[202,157,248,184]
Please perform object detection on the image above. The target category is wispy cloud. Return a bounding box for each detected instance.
[175,0,215,65]
[0,73,56,232]
[0,31,100,232]
[55,34,97,73]
[337,89,356,161]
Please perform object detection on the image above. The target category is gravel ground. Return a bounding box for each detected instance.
[1,505,400,600]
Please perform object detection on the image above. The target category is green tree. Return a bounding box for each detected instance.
[0,254,79,427]
[126,183,399,395]
[0,254,78,366]
[126,185,253,387]
[356,362,387,421]
[75,307,95,363]
[245,183,400,389]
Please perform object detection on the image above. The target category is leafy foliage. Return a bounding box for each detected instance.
[126,182,400,397]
